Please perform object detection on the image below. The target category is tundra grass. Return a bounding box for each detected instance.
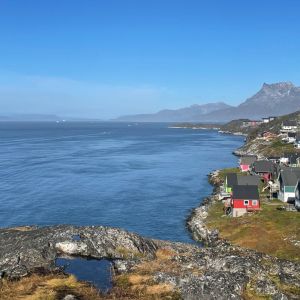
[205,200,300,261]
[217,167,241,180]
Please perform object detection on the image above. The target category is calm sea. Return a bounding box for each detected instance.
[0,122,243,243]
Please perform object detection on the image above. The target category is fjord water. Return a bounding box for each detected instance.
[0,122,243,243]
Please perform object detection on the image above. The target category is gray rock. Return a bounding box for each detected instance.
[0,225,158,278]
[1,225,299,299]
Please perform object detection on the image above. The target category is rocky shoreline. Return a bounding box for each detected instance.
[186,171,221,246]
[1,137,300,299]
[1,221,300,299]
[2,168,300,299]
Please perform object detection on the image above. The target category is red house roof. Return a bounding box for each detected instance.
[232,185,259,200]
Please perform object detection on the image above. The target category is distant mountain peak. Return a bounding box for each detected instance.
[247,81,297,103]
[262,81,294,89]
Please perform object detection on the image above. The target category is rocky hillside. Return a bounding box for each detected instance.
[1,225,300,299]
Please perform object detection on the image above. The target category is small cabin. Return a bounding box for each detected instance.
[231,185,260,217]
[278,168,300,202]
[252,160,276,182]
[239,156,257,172]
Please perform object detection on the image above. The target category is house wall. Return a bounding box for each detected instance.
[225,186,232,193]
[257,172,271,181]
[278,187,295,202]
[282,126,297,130]
[232,208,247,217]
[240,164,250,172]
[232,199,260,209]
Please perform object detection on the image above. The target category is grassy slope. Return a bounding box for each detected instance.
[244,137,297,157]
[206,199,300,262]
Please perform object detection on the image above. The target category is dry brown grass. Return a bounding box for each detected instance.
[0,273,103,300]
[110,274,180,300]
[145,284,174,295]
[155,248,177,260]
[127,274,151,285]
[103,248,182,300]
[0,246,183,300]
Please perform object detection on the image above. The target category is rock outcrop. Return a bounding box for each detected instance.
[1,224,300,299]
[0,225,158,278]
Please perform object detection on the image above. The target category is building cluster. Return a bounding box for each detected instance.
[279,120,300,148]
[252,119,300,147]
[242,116,277,128]
[220,154,300,217]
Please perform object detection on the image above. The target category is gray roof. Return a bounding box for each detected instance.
[252,160,275,173]
[226,173,237,187]
[237,175,261,186]
[240,156,257,165]
[232,185,259,199]
[279,168,300,187]
[282,120,297,127]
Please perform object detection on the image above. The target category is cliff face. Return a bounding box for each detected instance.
[1,225,300,299]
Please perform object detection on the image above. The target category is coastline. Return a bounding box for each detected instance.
[1,131,300,299]
[186,170,222,246]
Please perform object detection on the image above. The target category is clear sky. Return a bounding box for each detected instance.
[0,0,300,118]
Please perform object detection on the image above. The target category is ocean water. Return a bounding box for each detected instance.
[0,122,243,243]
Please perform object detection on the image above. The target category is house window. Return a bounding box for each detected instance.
[244,200,249,206]
[252,200,258,206]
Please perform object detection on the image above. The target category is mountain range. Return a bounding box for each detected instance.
[114,102,231,122]
[115,82,300,122]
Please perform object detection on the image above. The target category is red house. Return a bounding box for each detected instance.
[231,185,260,217]
[239,156,257,172]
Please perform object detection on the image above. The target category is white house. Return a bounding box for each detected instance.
[281,120,298,133]
[278,168,300,202]
[262,116,277,123]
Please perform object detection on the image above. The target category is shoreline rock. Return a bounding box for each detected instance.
[0,225,158,278]
[186,170,222,246]
[1,223,300,299]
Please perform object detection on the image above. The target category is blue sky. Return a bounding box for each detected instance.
[0,0,299,118]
